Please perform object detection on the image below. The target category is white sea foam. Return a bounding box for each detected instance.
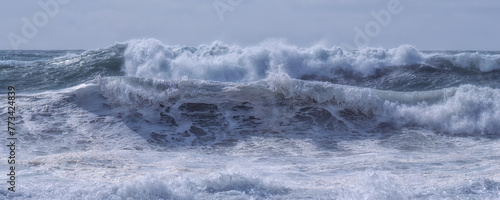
[120,39,500,84]
[395,85,500,134]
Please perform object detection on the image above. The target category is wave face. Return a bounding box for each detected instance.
[0,44,125,92]
[3,39,500,199]
[96,76,500,139]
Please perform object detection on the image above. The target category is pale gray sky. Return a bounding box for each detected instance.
[1,0,499,50]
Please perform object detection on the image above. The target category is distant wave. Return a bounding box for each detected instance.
[121,38,500,83]
[2,38,499,92]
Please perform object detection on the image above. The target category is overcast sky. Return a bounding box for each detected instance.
[1,0,499,50]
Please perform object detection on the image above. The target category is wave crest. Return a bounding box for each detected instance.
[120,39,500,84]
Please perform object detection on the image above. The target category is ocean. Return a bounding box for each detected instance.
[2,38,500,199]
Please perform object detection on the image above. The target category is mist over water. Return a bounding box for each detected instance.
[2,39,500,199]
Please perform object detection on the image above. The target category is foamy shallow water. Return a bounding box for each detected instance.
[2,81,499,199]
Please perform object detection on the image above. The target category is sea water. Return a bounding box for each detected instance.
[1,38,500,199]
